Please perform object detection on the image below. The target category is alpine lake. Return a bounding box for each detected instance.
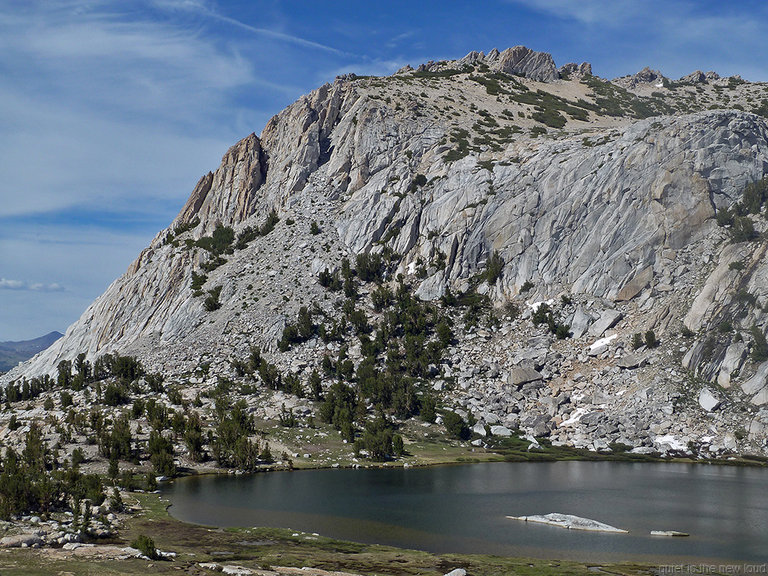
[162,461,768,564]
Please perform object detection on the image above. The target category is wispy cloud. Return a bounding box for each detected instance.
[0,279,64,292]
[506,0,768,79]
[151,0,350,56]
[505,0,648,27]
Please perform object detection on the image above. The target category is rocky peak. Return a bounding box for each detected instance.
[558,62,593,79]
[174,133,266,234]
[419,46,561,82]
[488,46,560,82]
[679,70,721,84]
[613,66,668,89]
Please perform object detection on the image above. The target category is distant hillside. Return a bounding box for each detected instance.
[0,332,63,372]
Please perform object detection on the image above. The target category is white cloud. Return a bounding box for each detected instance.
[0,279,24,290]
[0,279,64,292]
[0,223,155,340]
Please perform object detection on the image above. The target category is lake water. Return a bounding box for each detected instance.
[162,461,768,563]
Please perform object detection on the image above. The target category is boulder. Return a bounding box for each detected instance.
[508,367,544,387]
[698,388,721,412]
[569,306,593,339]
[490,425,513,437]
[615,266,653,301]
[588,310,623,338]
[1,534,43,548]
[617,353,643,369]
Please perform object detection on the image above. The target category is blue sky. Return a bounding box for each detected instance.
[1,0,768,342]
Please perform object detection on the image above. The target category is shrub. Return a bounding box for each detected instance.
[504,301,520,319]
[204,286,222,311]
[195,224,234,256]
[520,280,534,293]
[409,174,428,192]
[532,109,566,128]
[131,534,159,559]
[631,333,644,350]
[60,390,73,408]
[644,330,658,348]
[730,216,757,242]
[443,411,470,440]
[531,303,551,325]
[392,434,405,456]
[355,253,384,282]
[71,447,86,467]
[716,207,733,227]
[318,269,341,290]
[103,383,130,406]
[486,250,504,284]
[308,370,323,400]
[729,261,746,271]
[358,416,393,461]
[741,177,768,214]
[234,210,279,248]
[191,271,207,295]
[109,354,144,381]
[554,323,571,339]
[371,284,394,312]
[751,325,768,362]
[420,395,437,423]
[310,221,321,235]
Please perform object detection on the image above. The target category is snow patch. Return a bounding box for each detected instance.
[527,299,555,312]
[560,407,589,427]
[654,434,687,451]
[589,333,618,352]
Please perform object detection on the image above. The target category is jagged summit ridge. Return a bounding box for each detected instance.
[403,45,575,83]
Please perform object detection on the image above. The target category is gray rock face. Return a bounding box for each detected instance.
[742,362,768,406]
[10,84,768,383]
[6,49,768,457]
[488,46,559,82]
[559,62,592,79]
[614,67,667,89]
[680,70,720,84]
[176,133,266,232]
[588,310,623,338]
